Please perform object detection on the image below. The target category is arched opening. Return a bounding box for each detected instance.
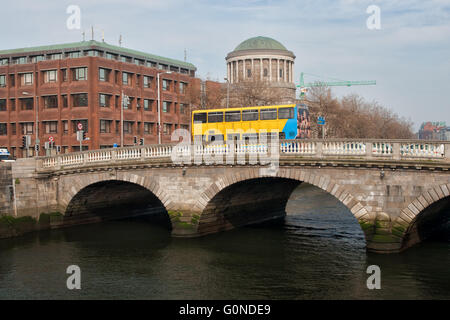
[64,180,171,229]
[198,177,366,249]
[402,196,450,249]
[285,183,366,250]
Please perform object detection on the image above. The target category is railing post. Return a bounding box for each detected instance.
[365,142,373,159]
[141,147,146,160]
[445,143,450,161]
[316,141,323,158]
[393,142,400,160]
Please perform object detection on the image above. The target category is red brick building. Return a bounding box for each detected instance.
[0,40,196,158]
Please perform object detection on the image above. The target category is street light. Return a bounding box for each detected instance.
[22,91,39,157]
[224,77,230,108]
[157,71,172,144]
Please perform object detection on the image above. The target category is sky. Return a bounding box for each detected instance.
[1,0,449,131]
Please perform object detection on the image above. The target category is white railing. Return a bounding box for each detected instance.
[400,143,445,158]
[40,140,449,169]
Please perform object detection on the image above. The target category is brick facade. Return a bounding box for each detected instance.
[0,41,196,157]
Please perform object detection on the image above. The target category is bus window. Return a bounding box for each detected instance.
[227,133,240,141]
[225,111,241,122]
[193,113,207,123]
[242,109,258,121]
[208,112,224,123]
[208,134,224,142]
[260,108,277,120]
[278,107,294,119]
[242,133,258,143]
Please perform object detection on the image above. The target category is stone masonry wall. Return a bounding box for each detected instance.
[0,163,13,216]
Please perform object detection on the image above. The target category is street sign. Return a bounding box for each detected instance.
[318,116,326,125]
[49,136,54,142]
[77,123,83,130]
[76,130,84,142]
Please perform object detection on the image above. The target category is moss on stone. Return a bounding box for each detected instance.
[359,221,374,231]
[371,234,402,243]
[39,212,63,224]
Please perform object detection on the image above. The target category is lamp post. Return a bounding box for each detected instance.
[22,91,38,157]
[157,71,172,144]
[224,77,230,108]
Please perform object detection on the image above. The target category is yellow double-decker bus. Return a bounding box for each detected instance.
[192,104,310,142]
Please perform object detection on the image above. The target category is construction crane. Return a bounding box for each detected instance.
[297,72,376,99]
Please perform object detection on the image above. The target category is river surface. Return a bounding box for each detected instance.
[0,184,449,300]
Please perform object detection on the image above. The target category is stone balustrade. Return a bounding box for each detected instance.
[39,139,450,169]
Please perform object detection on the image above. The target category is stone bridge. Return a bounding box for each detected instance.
[7,139,450,253]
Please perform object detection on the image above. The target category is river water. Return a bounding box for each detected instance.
[0,184,449,300]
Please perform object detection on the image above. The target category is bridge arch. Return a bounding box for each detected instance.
[60,173,172,226]
[194,167,371,239]
[395,184,450,250]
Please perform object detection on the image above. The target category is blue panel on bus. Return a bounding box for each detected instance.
[282,106,298,139]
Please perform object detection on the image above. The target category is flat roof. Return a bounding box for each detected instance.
[0,40,196,70]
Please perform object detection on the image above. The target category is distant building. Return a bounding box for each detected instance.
[417,121,447,140]
[0,40,197,158]
[225,36,296,104]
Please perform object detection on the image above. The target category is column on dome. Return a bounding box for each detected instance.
[276,59,279,82]
[259,58,262,80]
[269,58,272,81]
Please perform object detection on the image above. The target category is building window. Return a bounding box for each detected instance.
[20,98,34,110]
[163,123,171,135]
[21,73,33,85]
[10,99,15,111]
[61,69,67,82]
[62,120,68,134]
[72,93,88,107]
[9,74,15,87]
[13,57,27,64]
[48,53,62,60]
[247,69,252,77]
[179,82,187,94]
[72,120,88,133]
[144,122,153,134]
[162,79,170,91]
[43,95,58,109]
[44,70,57,83]
[0,99,6,111]
[143,99,153,111]
[0,123,7,135]
[122,72,131,85]
[0,75,5,87]
[45,121,58,134]
[123,121,133,134]
[162,101,170,113]
[99,94,111,107]
[135,59,143,65]
[10,123,16,135]
[72,67,88,81]
[86,50,102,57]
[62,95,68,108]
[279,68,283,78]
[106,52,117,60]
[31,55,44,63]
[0,58,9,65]
[67,51,81,58]
[180,103,188,114]
[143,75,152,88]
[21,122,34,134]
[264,68,268,77]
[100,120,112,133]
[99,68,110,82]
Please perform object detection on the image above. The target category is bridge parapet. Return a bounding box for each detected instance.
[38,139,450,171]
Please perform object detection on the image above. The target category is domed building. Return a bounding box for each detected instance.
[225,36,296,103]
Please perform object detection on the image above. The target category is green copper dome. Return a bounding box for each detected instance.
[234,36,287,52]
